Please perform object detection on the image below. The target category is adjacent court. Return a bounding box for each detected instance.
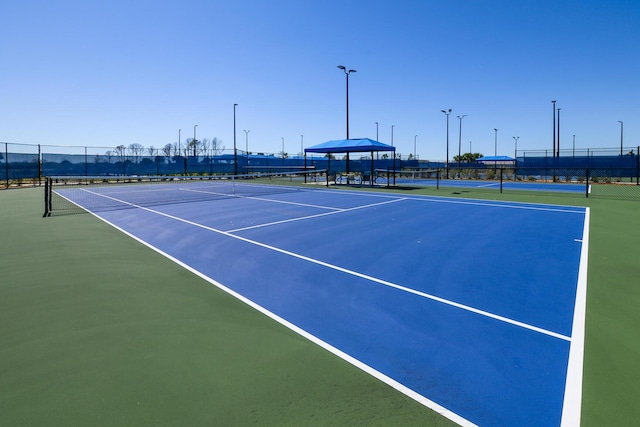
[52,179,589,427]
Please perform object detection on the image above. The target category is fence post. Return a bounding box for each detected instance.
[38,144,42,186]
[4,142,8,189]
[636,146,639,186]
[585,168,590,198]
[500,168,503,193]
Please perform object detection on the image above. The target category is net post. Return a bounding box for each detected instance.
[43,177,50,217]
[585,168,590,198]
[325,170,329,187]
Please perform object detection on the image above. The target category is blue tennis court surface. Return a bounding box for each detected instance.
[57,183,589,426]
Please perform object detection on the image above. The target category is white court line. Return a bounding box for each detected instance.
[560,207,590,427]
[80,188,571,342]
[227,198,407,233]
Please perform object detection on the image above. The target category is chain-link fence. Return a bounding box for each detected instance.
[3,141,639,201]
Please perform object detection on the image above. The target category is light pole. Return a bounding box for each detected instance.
[441,109,452,178]
[557,108,561,157]
[391,125,394,146]
[233,103,238,175]
[469,141,472,154]
[513,136,519,178]
[619,121,624,155]
[337,65,356,139]
[494,128,498,176]
[414,135,417,159]
[375,121,379,141]
[193,124,198,157]
[457,114,467,177]
[244,129,250,172]
[338,65,356,173]
[243,130,250,154]
[573,134,576,157]
[552,100,557,159]
[300,134,304,156]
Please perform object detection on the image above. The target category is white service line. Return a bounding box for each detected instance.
[82,188,571,341]
[227,198,407,232]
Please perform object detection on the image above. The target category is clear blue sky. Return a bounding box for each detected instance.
[2,0,638,160]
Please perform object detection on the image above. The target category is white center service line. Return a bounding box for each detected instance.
[227,198,407,232]
[82,188,570,342]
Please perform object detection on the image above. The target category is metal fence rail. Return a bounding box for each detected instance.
[3,142,640,201]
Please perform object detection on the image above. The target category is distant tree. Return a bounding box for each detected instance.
[147,146,156,156]
[210,137,224,155]
[185,137,198,156]
[128,143,144,156]
[199,138,211,156]
[162,143,173,158]
[454,152,483,163]
[114,145,126,160]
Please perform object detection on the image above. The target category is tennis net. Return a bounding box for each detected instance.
[43,170,328,216]
[375,168,440,186]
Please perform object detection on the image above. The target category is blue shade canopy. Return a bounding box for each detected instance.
[477,156,515,162]
[304,138,396,154]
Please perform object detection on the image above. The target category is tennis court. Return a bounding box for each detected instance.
[376,173,587,194]
[48,177,589,426]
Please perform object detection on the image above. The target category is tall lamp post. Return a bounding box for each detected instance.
[494,128,498,176]
[337,65,356,139]
[243,130,250,154]
[233,103,238,175]
[457,114,467,177]
[337,65,356,173]
[193,125,198,156]
[441,109,452,178]
[557,108,561,157]
[414,135,418,159]
[513,136,519,178]
[244,129,250,172]
[619,121,624,155]
[552,100,557,159]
